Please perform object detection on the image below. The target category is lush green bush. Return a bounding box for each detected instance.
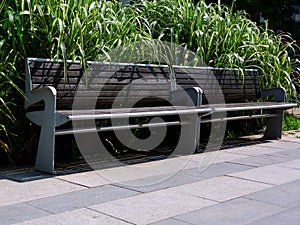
[283,112,300,131]
[1,0,299,163]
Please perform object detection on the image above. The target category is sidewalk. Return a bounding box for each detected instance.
[0,134,300,225]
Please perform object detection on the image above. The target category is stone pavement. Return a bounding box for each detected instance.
[0,134,300,225]
[289,107,300,118]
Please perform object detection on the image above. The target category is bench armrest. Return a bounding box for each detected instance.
[261,87,286,102]
[170,87,203,106]
[25,86,57,112]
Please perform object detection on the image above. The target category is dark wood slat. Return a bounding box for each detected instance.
[173,66,260,103]
[29,59,261,108]
[29,60,172,107]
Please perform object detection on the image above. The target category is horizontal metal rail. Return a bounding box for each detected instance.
[55,121,185,136]
[211,103,297,112]
[201,113,277,123]
[66,108,212,121]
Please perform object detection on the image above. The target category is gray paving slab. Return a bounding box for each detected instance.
[0,137,299,225]
[87,155,198,185]
[193,162,254,179]
[247,139,284,148]
[229,154,289,167]
[189,150,250,165]
[115,168,205,193]
[252,139,300,151]
[276,158,300,170]
[0,178,85,207]
[281,135,300,143]
[222,144,286,156]
[170,175,272,202]
[90,189,216,225]
[266,139,300,150]
[174,197,285,225]
[116,162,253,193]
[27,184,139,214]
[269,148,300,160]
[15,208,131,225]
[245,180,300,208]
[247,206,300,225]
[151,218,192,225]
[0,203,50,225]
[0,169,53,182]
[57,170,111,188]
[229,164,300,185]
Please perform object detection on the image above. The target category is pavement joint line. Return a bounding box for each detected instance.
[279,165,300,170]
[222,161,258,168]
[177,191,221,203]
[24,201,56,215]
[243,195,291,209]
[170,217,194,225]
[111,183,145,194]
[55,177,92,189]
[86,206,135,225]
[224,174,277,187]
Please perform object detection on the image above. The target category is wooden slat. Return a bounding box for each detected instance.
[28,59,263,110]
[29,60,172,108]
[172,66,260,103]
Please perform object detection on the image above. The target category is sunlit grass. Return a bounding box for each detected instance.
[0,0,299,162]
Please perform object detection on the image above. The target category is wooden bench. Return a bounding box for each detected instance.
[25,58,296,173]
[25,58,206,173]
[173,65,296,138]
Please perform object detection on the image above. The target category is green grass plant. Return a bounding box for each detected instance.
[1,0,299,163]
[283,112,300,131]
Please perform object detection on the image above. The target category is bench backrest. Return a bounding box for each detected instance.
[172,66,260,104]
[26,58,172,110]
[26,58,261,109]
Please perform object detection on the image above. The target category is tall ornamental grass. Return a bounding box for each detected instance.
[0,0,299,163]
[24,0,299,94]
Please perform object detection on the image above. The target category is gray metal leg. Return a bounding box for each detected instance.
[194,116,202,153]
[264,109,284,139]
[170,87,203,153]
[175,114,200,156]
[35,115,56,174]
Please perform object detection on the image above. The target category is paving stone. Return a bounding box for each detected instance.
[249,140,283,148]
[117,162,256,194]
[190,151,250,165]
[90,189,216,225]
[170,175,271,202]
[89,155,196,185]
[0,169,53,182]
[27,184,139,214]
[269,148,300,160]
[229,154,288,167]
[16,208,131,225]
[247,206,300,225]
[229,164,300,185]
[151,218,192,225]
[174,198,285,225]
[57,171,111,188]
[115,168,204,193]
[281,136,300,144]
[0,178,85,207]
[0,203,50,225]
[267,140,300,150]
[190,162,254,179]
[276,158,300,170]
[222,145,285,156]
[245,180,300,208]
